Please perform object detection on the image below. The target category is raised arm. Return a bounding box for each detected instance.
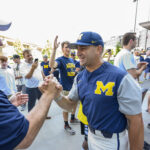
[49,36,60,69]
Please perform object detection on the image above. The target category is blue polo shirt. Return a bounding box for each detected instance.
[41,61,51,76]
[56,56,76,91]
[0,90,29,150]
[69,62,142,133]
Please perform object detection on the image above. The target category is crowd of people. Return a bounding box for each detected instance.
[0,30,150,150]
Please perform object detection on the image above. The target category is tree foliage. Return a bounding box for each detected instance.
[42,40,52,58]
[13,40,24,59]
[115,42,122,56]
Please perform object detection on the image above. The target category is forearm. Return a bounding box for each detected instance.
[127,68,142,79]
[49,48,57,68]
[128,116,144,150]
[136,67,144,77]
[15,93,53,149]
[25,68,35,79]
[55,96,77,112]
[107,56,111,62]
[15,76,23,79]
[102,52,106,58]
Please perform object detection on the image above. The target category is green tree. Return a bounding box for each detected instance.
[13,40,24,59]
[115,42,122,56]
[42,40,52,58]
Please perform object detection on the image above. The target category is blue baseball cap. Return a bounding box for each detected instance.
[0,20,12,31]
[69,32,104,49]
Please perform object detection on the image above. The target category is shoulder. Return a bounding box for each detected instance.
[40,61,44,65]
[56,56,63,61]
[105,62,127,77]
[68,58,74,63]
[0,90,8,100]
[76,69,86,81]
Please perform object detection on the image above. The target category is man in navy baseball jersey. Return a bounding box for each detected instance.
[46,31,144,150]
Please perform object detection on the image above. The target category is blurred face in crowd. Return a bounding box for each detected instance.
[146,50,150,56]
[77,45,103,67]
[134,51,140,56]
[62,44,70,57]
[43,57,48,62]
[0,60,8,69]
[71,54,75,60]
[13,58,20,64]
[24,52,33,63]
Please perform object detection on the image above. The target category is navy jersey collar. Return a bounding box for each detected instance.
[85,61,108,75]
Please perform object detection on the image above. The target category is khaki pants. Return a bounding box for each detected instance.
[62,90,69,112]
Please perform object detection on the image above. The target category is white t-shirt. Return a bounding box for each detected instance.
[114,49,137,72]
[20,62,43,88]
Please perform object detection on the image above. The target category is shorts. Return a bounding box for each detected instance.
[62,90,69,112]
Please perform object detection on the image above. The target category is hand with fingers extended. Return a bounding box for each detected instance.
[39,74,63,99]
[53,36,60,50]
[9,92,29,107]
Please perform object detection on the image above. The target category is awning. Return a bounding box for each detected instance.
[139,21,150,30]
[0,20,12,31]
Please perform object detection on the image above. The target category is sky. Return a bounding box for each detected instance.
[0,0,150,48]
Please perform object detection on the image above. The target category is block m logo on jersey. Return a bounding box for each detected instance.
[95,81,115,96]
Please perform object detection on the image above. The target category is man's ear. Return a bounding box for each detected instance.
[97,45,103,55]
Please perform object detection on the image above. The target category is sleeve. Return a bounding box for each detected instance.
[0,91,29,150]
[122,53,137,70]
[140,56,144,62]
[117,74,142,115]
[40,62,43,67]
[55,58,62,69]
[68,76,80,101]
[75,61,80,68]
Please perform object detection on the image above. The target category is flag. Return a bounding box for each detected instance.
[0,20,12,31]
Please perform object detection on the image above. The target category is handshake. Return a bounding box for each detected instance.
[39,74,63,99]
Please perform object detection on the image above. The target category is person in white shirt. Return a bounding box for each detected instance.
[12,54,26,111]
[114,32,147,79]
[20,49,43,112]
[0,56,17,97]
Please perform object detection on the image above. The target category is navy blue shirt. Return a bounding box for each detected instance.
[145,57,150,68]
[56,56,76,91]
[73,60,80,68]
[77,62,127,133]
[41,61,51,76]
[140,56,144,62]
[0,90,29,150]
[53,69,60,82]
